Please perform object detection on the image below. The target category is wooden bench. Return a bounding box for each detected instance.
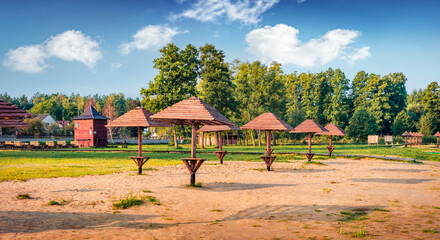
[70,140,79,148]
[45,141,55,148]
[57,141,67,148]
[13,141,26,149]
[30,141,41,148]
[129,156,150,175]
[181,158,206,186]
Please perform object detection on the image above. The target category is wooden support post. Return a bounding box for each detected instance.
[190,172,195,186]
[191,123,197,158]
[437,137,439,148]
[266,130,271,156]
[308,132,312,154]
[201,132,204,149]
[138,126,142,157]
[218,132,222,151]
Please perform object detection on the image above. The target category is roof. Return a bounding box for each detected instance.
[316,123,346,136]
[434,132,440,137]
[402,131,410,137]
[197,124,241,133]
[291,119,328,133]
[150,97,234,126]
[73,105,109,120]
[241,112,293,131]
[106,107,172,128]
[0,99,31,128]
[34,113,50,120]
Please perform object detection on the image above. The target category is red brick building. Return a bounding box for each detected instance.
[73,105,109,147]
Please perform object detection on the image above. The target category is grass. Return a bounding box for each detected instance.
[372,207,390,212]
[112,194,144,209]
[48,200,61,205]
[187,182,203,188]
[338,210,368,222]
[16,193,31,199]
[304,160,326,165]
[422,229,438,233]
[352,225,367,238]
[250,168,265,172]
[1,143,438,182]
[211,209,223,212]
[144,195,160,205]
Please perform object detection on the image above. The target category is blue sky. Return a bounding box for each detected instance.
[1,0,439,98]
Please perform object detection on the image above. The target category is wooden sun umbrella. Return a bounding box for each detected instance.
[418,132,424,145]
[197,124,241,164]
[291,119,328,161]
[151,97,234,186]
[0,99,32,129]
[106,107,172,174]
[434,132,440,148]
[241,112,293,171]
[402,131,410,146]
[315,123,346,157]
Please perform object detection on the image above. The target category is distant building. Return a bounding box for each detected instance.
[34,114,57,126]
[57,120,70,128]
[73,105,109,147]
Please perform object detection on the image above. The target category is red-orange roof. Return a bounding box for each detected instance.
[291,119,328,133]
[151,97,234,126]
[241,112,293,131]
[402,131,410,137]
[316,123,346,136]
[0,99,31,128]
[434,132,440,137]
[197,124,241,132]
[106,107,172,128]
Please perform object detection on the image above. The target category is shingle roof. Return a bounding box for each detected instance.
[434,132,440,137]
[241,112,293,131]
[73,105,109,120]
[197,124,241,133]
[0,99,31,128]
[106,107,172,128]
[150,97,234,126]
[402,131,410,137]
[291,119,328,133]
[316,123,346,136]
[34,114,50,121]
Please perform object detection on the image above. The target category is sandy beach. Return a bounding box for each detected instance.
[1,158,440,239]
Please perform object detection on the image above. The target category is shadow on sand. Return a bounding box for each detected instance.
[350,178,434,184]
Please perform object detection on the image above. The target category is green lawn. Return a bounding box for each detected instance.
[1,143,439,182]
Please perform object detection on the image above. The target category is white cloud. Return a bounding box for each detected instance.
[110,62,122,70]
[45,30,102,68]
[298,0,306,3]
[3,30,102,73]
[120,25,184,54]
[170,0,280,25]
[3,45,48,73]
[245,24,371,67]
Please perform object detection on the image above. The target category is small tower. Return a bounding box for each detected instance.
[73,105,109,147]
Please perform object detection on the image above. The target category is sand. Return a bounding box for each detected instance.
[1,158,440,239]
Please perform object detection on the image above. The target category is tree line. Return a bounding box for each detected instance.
[2,43,439,142]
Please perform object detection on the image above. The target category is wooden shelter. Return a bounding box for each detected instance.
[241,112,293,171]
[434,132,440,148]
[197,124,241,164]
[106,107,172,174]
[316,123,346,157]
[151,97,234,186]
[0,99,31,131]
[73,105,109,147]
[291,119,328,161]
[402,131,410,146]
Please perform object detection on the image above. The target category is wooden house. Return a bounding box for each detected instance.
[73,105,109,147]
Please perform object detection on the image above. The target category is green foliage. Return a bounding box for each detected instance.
[187,182,203,188]
[46,123,61,136]
[23,118,45,137]
[347,108,378,141]
[48,200,61,205]
[392,111,415,135]
[140,43,199,113]
[423,82,440,133]
[16,193,31,199]
[199,44,237,118]
[112,194,144,209]
[338,210,367,221]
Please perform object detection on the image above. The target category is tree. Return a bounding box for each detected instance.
[140,43,199,148]
[347,108,378,142]
[198,44,237,118]
[422,82,440,133]
[391,111,415,135]
[324,68,350,128]
[23,118,45,137]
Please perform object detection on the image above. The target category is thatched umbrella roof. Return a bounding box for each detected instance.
[0,99,32,128]
[106,107,172,128]
[291,119,328,133]
[402,131,410,137]
[150,97,234,126]
[316,123,346,136]
[241,112,293,131]
[434,132,440,137]
[197,124,241,133]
